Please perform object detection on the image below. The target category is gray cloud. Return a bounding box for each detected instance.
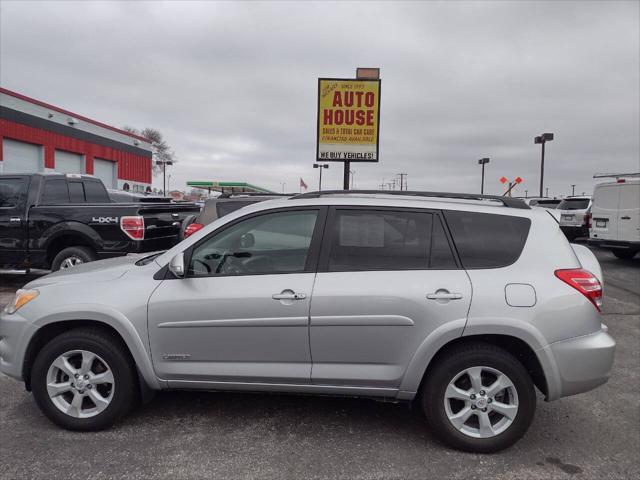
[1,0,638,197]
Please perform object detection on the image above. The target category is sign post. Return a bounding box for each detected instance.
[317,69,381,190]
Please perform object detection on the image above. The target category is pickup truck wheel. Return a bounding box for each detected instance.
[31,328,137,431]
[421,343,536,453]
[51,246,97,271]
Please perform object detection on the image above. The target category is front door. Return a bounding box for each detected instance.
[148,208,324,385]
[0,175,29,269]
[309,208,471,389]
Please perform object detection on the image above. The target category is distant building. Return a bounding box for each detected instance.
[0,87,152,192]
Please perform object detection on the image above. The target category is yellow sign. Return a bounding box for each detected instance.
[317,78,381,162]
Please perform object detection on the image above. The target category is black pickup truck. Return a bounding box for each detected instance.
[0,173,199,271]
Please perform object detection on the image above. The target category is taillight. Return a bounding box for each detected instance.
[183,223,204,238]
[555,268,603,311]
[120,215,145,240]
[584,212,592,229]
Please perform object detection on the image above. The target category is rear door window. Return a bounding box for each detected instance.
[443,211,531,269]
[84,180,109,202]
[325,209,457,271]
[41,179,70,204]
[68,182,85,203]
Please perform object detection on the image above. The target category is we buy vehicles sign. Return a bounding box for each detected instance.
[317,78,381,162]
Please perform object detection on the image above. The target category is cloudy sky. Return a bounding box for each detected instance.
[1,0,638,197]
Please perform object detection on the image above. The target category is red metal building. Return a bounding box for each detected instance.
[0,87,152,192]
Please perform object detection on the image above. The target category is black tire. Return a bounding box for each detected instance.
[51,246,97,271]
[421,343,536,453]
[612,249,637,260]
[31,328,137,431]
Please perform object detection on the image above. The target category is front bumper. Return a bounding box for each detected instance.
[0,310,33,381]
[542,325,615,400]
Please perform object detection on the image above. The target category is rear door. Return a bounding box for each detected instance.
[309,207,471,389]
[591,185,619,241]
[0,175,30,268]
[618,182,640,243]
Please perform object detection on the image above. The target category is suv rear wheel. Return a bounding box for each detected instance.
[421,343,536,453]
[31,328,136,431]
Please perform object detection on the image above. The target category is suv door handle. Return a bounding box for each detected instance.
[427,292,463,300]
[272,292,307,301]
[620,216,631,220]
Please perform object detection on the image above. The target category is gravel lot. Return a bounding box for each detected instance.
[0,248,638,480]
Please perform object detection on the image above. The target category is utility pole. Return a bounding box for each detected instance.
[571,184,576,196]
[525,190,528,198]
[397,173,407,191]
[545,187,549,197]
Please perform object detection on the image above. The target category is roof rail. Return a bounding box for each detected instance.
[593,173,640,179]
[290,190,530,209]
[217,192,290,198]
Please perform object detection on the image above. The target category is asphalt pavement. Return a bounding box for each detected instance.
[0,248,638,480]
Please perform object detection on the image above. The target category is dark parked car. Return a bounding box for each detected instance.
[180,193,287,239]
[0,173,199,271]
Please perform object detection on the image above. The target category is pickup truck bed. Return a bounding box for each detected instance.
[0,173,199,271]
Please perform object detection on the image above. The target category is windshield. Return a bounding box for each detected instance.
[558,198,590,210]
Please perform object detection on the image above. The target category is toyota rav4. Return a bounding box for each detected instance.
[0,190,615,452]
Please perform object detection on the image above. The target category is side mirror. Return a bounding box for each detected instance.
[168,252,185,278]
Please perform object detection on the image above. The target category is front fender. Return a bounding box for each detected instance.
[30,304,161,390]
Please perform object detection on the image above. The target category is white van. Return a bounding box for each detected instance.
[589,177,640,259]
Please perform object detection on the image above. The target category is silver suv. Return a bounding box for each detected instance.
[0,191,615,452]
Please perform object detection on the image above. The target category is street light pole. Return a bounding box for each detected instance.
[571,184,576,196]
[313,163,329,190]
[534,133,554,197]
[478,158,490,194]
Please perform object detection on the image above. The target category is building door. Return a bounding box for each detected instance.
[54,150,84,174]
[1,138,43,174]
[93,158,117,188]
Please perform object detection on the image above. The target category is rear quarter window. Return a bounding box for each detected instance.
[443,211,531,269]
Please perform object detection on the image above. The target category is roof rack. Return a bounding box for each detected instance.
[290,190,530,209]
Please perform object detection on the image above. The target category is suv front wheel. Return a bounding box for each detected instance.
[31,328,137,430]
[421,343,536,453]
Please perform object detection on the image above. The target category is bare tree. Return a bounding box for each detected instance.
[123,126,176,176]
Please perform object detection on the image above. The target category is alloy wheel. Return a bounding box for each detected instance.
[443,366,519,438]
[46,350,115,418]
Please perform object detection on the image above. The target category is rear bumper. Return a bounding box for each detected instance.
[541,325,615,400]
[588,238,640,251]
[560,225,588,238]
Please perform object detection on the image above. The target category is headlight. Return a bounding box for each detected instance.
[4,289,39,314]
